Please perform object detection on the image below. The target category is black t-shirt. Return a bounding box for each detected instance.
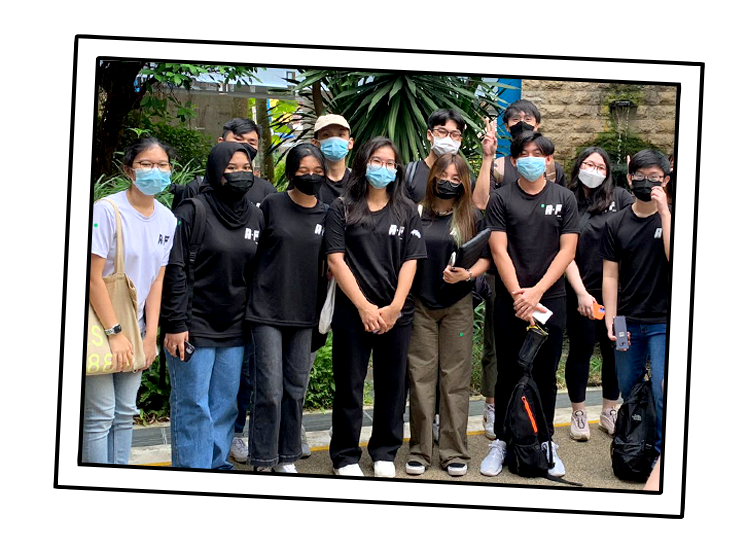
[486,181,579,302]
[325,198,428,326]
[600,207,670,324]
[246,193,329,327]
[317,168,351,206]
[493,156,567,189]
[575,187,634,293]
[247,176,277,208]
[415,209,487,310]
[406,160,476,204]
[161,196,265,346]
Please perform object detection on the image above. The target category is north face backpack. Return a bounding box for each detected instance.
[503,325,582,486]
[611,376,659,482]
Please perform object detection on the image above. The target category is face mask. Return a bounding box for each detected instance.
[292,173,324,196]
[430,134,460,156]
[319,137,349,161]
[515,156,547,182]
[134,168,171,196]
[366,164,397,189]
[221,171,255,200]
[509,121,536,139]
[434,179,463,199]
[631,180,656,202]
[578,168,606,189]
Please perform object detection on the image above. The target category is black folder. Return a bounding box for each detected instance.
[449,228,491,269]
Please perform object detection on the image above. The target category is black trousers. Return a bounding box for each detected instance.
[329,297,411,469]
[493,294,566,440]
[564,289,620,404]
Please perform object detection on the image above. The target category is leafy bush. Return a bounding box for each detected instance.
[305,332,335,410]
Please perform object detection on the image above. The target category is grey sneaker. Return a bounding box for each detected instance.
[484,403,497,440]
[480,439,507,476]
[300,425,312,458]
[569,409,590,441]
[230,436,248,463]
[600,407,617,435]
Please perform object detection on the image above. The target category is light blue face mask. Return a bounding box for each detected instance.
[515,156,547,182]
[134,168,171,195]
[366,164,397,189]
[320,137,350,161]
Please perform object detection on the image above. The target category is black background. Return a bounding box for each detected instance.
[53,35,705,520]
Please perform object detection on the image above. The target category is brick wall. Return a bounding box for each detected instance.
[521,80,677,166]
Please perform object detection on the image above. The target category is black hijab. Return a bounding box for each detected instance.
[203,142,258,229]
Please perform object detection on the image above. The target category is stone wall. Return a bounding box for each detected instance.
[521,80,677,167]
[154,90,250,141]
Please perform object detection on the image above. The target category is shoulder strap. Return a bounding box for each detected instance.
[579,210,592,230]
[405,161,419,189]
[99,198,124,274]
[182,198,207,322]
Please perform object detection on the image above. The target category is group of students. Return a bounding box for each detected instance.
[84,98,671,480]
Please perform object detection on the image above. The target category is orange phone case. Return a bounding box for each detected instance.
[592,299,605,320]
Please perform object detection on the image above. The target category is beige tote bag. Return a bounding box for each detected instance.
[86,198,146,375]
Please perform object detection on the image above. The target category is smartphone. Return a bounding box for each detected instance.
[592,299,606,320]
[613,316,629,351]
[532,304,553,325]
[183,341,196,362]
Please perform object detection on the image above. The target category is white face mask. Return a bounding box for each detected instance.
[578,168,606,189]
[430,134,460,156]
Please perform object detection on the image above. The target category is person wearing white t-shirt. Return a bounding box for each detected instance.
[86,137,177,465]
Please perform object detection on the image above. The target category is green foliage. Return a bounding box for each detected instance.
[136,353,171,424]
[146,122,214,170]
[305,332,335,410]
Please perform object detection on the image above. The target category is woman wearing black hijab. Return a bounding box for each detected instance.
[161,141,265,470]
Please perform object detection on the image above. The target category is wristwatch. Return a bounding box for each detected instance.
[104,324,122,336]
[467,270,474,282]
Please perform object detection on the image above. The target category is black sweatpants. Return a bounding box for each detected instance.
[493,294,566,440]
[329,296,412,469]
[564,289,619,403]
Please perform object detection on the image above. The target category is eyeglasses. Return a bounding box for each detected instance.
[632,173,664,183]
[508,114,536,125]
[134,161,171,172]
[430,126,462,140]
[369,157,397,170]
[580,160,607,174]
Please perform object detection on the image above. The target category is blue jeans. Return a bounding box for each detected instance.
[614,322,666,454]
[82,370,142,464]
[167,345,244,469]
[248,324,313,467]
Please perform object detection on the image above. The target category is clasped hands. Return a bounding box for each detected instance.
[512,286,547,324]
[358,302,400,334]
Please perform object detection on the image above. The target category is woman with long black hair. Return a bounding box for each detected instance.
[325,136,427,478]
[245,143,329,473]
[161,141,265,470]
[406,153,491,477]
[564,147,633,440]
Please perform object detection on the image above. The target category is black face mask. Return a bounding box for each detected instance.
[509,121,536,139]
[221,171,255,200]
[292,174,324,196]
[434,179,463,200]
[631,180,655,202]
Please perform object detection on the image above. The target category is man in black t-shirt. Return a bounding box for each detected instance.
[310,114,354,206]
[481,132,579,478]
[601,149,672,457]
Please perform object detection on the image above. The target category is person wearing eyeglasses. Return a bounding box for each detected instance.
[161,141,265,470]
[85,137,177,464]
[325,137,427,478]
[563,147,634,442]
[405,154,491,478]
[601,149,671,459]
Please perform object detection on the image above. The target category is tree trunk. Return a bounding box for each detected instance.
[312,82,325,116]
[255,99,275,183]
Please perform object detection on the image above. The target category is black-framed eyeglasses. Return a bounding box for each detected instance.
[581,160,607,174]
[431,126,462,140]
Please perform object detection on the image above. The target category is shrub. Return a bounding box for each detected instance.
[305,332,335,410]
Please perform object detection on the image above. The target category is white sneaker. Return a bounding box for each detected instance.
[432,414,440,443]
[333,463,364,476]
[484,403,497,440]
[569,410,590,441]
[600,407,618,435]
[405,461,426,475]
[480,439,507,476]
[230,436,248,463]
[542,441,565,477]
[300,425,312,458]
[446,462,468,477]
[373,460,396,478]
[272,463,298,473]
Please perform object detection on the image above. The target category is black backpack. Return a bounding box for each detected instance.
[611,376,659,481]
[169,176,208,213]
[502,325,583,486]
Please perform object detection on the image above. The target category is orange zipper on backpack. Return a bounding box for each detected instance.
[521,396,538,434]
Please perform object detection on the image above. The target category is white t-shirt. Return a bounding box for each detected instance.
[91,190,177,330]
